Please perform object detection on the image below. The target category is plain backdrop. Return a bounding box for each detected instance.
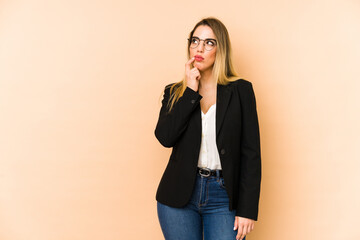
[0,0,359,239]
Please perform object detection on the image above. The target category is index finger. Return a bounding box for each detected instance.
[185,57,195,72]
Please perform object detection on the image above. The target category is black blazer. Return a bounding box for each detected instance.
[154,78,261,221]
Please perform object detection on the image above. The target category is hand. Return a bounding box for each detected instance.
[234,216,255,240]
[185,57,201,92]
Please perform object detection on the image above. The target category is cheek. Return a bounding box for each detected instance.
[208,52,216,63]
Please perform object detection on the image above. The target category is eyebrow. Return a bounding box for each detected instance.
[192,36,217,41]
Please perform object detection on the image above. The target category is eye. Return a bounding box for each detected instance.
[191,37,199,44]
[206,40,215,46]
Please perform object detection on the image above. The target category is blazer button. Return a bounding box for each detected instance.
[220,148,225,155]
[191,99,195,104]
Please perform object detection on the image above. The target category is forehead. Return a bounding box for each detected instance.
[193,25,216,39]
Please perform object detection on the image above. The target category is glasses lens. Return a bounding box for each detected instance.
[205,40,216,50]
[189,37,199,48]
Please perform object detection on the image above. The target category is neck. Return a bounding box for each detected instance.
[199,68,216,89]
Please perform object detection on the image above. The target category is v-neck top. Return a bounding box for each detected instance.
[197,103,222,170]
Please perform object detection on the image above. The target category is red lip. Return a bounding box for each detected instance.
[194,55,204,61]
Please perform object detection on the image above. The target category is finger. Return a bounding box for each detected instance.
[236,227,243,240]
[191,65,199,71]
[247,224,252,233]
[191,68,199,73]
[233,218,238,231]
[241,225,247,239]
[237,224,247,240]
[185,57,195,72]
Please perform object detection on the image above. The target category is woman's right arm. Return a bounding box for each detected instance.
[154,84,202,148]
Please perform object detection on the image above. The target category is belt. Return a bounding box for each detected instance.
[197,167,223,177]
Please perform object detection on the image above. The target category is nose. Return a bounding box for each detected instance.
[197,40,205,52]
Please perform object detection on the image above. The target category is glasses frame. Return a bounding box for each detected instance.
[187,36,217,51]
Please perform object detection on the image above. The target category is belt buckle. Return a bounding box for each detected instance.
[199,167,211,177]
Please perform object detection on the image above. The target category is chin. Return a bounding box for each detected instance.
[197,65,211,72]
[195,63,207,70]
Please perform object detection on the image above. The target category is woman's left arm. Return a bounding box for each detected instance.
[234,80,262,239]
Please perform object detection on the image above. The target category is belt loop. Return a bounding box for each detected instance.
[216,169,220,178]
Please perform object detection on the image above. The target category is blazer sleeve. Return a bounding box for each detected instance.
[236,81,262,221]
[154,83,203,148]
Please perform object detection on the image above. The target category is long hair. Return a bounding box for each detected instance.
[165,17,240,113]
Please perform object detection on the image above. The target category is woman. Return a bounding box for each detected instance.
[154,17,261,240]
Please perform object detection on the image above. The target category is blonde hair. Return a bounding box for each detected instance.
[165,17,240,113]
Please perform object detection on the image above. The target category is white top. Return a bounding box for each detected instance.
[197,103,222,170]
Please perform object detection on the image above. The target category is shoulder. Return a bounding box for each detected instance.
[229,79,257,102]
[164,82,181,91]
[161,82,178,97]
[227,78,253,92]
[165,82,176,88]
[230,78,252,86]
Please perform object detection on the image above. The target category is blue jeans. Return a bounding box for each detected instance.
[157,170,245,240]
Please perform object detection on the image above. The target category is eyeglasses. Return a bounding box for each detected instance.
[187,37,217,51]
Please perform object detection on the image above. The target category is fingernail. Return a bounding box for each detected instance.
[233,226,236,230]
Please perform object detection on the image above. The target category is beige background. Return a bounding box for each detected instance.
[1,0,359,239]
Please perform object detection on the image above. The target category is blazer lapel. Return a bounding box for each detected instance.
[193,83,232,139]
[216,83,232,137]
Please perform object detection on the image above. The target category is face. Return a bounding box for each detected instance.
[189,25,217,72]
